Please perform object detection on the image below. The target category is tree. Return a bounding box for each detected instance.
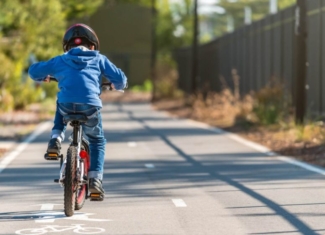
[0,0,104,111]
[278,0,296,10]
[218,0,269,29]
[213,0,296,33]
[0,0,66,110]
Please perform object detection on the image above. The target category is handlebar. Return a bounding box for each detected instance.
[45,77,124,93]
[48,76,57,82]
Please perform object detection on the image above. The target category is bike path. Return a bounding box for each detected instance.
[0,102,324,234]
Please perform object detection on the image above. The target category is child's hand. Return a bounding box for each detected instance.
[110,83,115,90]
[44,75,51,83]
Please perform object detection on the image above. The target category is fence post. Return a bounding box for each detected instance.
[151,0,157,101]
[191,0,199,94]
[295,0,307,124]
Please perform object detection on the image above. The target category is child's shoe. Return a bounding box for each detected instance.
[47,138,61,155]
[89,178,105,201]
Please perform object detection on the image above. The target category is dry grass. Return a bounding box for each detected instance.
[154,74,325,167]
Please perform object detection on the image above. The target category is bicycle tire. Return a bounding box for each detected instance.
[64,146,77,217]
[74,146,89,210]
[75,184,86,210]
[75,158,87,210]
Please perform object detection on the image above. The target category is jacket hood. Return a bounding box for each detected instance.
[61,46,99,69]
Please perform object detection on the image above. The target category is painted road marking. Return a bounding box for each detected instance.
[0,121,52,174]
[277,156,325,175]
[172,199,187,207]
[128,142,137,147]
[16,224,105,234]
[40,204,55,211]
[0,210,112,223]
[145,164,155,168]
[36,216,55,223]
[36,204,57,223]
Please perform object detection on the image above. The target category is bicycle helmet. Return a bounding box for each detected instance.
[62,23,99,52]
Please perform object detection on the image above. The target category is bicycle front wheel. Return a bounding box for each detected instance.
[64,146,77,217]
[75,157,87,210]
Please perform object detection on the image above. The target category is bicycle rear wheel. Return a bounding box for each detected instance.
[64,146,77,217]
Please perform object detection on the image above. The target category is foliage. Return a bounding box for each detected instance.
[110,0,152,7]
[0,0,104,111]
[153,54,184,99]
[165,0,193,48]
[218,0,269,29]
[131,79,153,92]
[61,0,104,21]
[252,80,288,125]
[217,0,296,31]
[278,0,296,10]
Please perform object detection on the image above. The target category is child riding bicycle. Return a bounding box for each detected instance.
[28,23,128,197]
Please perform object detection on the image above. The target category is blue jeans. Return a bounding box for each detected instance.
[52,102,106,180]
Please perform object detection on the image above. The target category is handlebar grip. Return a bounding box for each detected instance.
[49,76,58,82]
[101,82,113,91]
[44,76,57,82]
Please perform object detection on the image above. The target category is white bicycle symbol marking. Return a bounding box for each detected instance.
[15,224,104,235]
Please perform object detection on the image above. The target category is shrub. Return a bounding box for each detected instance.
[0,89,14,112]
[153,56,184,100]
[253,80,288,125]
[11,80,44,110]
[131,79,153,92]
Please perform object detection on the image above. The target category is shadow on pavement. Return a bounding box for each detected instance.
[1,102,324,234]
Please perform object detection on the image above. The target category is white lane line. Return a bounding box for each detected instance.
[40,204,55,211]
[277,156,325,175]
[0,121,52,174]
[36,204,56,223]
[226,132,271,154]
[128,142,137,147]
[35,216,55,223]
[172,199,187,207]
[145,163,155,168]
[186,119,325,175]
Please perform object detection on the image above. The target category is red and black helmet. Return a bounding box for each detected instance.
[62,23,99,52]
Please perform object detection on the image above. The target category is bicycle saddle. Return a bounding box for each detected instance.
[63,114,88,123]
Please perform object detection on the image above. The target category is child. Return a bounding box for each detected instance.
[28,23,127,197]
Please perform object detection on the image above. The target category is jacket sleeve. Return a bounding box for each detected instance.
[99,55,127,90]
[28,57,58,82]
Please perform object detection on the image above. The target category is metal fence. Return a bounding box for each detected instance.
[174,2,325,116]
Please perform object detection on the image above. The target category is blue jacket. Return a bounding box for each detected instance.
[28,47,127,108]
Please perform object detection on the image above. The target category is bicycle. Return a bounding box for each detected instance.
[16,224,104,235]
[44,77,120,217]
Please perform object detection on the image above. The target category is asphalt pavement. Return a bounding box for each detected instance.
[0,102,325,235]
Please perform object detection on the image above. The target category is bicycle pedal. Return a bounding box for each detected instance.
[54,178,64,183]
[89,193,104,201]
[44,153,59,160]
